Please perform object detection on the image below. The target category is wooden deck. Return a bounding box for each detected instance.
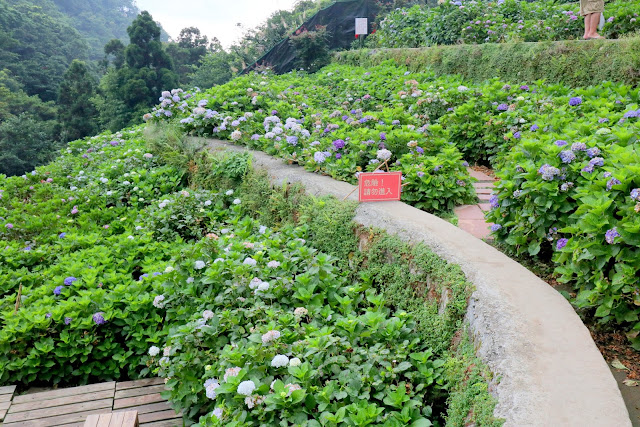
[0,378,181,427]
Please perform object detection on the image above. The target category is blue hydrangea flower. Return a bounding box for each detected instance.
[379,132,386,141]
[64,317,73,325]
[497,104,508,111]
[53,286,63,295]
[571,142,587,151]
[538,164,560,181]
[64,277,77,286]
[589,157,604,167]
[332,139,345,150]
[490,195,500,209]
[631,188,640,201]
[606,178,621,190]
[556,238,568,250]
[586,147,600,158]
[554,140,568,147]
[598,118,609,123]
[530,124,539,132]
[569,97,582,106]
[93,312,107,325]
[416,147,424,154]
[286,136,298,146]
[605,228,620,244]
[513,131,521,139]
[623,110,639,119]
[491,224,502,232]
[559,150,575,163]
[314,152,328,163]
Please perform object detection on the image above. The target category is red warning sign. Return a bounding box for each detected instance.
[358,171,402,202]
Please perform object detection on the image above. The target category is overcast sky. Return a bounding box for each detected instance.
[134,0,300,48]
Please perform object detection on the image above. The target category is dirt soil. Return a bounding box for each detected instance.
[470,165,496,178]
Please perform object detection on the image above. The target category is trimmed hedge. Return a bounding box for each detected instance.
[335,39,640,87]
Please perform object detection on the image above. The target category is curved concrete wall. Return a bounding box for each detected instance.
[205,139,631,427]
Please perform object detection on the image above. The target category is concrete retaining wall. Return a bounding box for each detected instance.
[205,139,631,427]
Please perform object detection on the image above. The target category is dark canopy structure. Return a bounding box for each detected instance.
[242,0,381,75]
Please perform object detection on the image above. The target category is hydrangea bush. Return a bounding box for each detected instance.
[371,0,640,48]
[145,63,477,214]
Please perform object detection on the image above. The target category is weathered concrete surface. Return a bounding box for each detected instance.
[205,139,631,427]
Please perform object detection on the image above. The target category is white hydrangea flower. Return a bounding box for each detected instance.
[186,277,194,283]
[271,355,289,368]
[153,295,165,308]
[289,357,301,367]
[204,200,212,206]
[285,383,302,396]
[259,225,267,234]
[237,380,256,396]
[233,198,241,205]
[267,260,280,268]
[231,130,242,141]
[159,356,170,367]
[214,258,224,263]
[204,378,220,400]
[164,266,174,273]
[225,189,234,196]
[261,330,280,344]
[163,346,171,356]
[243,257,257,267]
[212,407,223,419]
[203,310,214,320]
[255,281,270,294]
[194,260,206,270]
[148,346,160,356]
[376,149,392,161]
[294,307,308,317]
[224,366,241,382]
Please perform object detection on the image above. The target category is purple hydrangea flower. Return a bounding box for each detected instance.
[286,136,298,146]
[93,312,107,325]
[491,224,502,232]
[559,150,576,164]
[392,120,400,125]
[64,277,77,286]
[605,228,620,244]
[538,164,560,181]
[490,195,500,209]
[604,172,612,178]
[520,85,529,91]
[582,165,595,173]
[589,157,604,167]
[64,317,73,325]
[513,131,521,139]
[379,132,386,141]
[530,124,539,132]
[631,188,640,201]
[598,118,609,123]
[59,232,66,239]
[45,313,52,318]
[556,238,568,250]
[341,115,349,121]
[433,165,442,172]
[335,153,342,159]
[332,139,345,150]
[571,142,587,151]
[554,140,568,147]
[569,97,582,106]
[5,223,13,229]
[417,171,425,177]
[416,147,424,154]
[462,161,469,167]
[606,178,621,190]
[623,110,639,119]
[53,286,63,296]
[497,104,508,111]
[586,147,601,158]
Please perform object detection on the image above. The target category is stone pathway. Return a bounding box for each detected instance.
[455,168,496,240]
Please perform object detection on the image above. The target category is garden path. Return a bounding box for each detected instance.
[454,168,496,240]
[0,378,180,427]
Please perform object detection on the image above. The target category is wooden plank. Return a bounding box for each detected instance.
[9,389,114,413]
[0,408,7,421]
[122,411,139,427]
[139,419,181,427]
[0,393,13,402]
[12,382,115,404]
[55,423,85,427]
[97,413,113,427]
[115,385,166,400]
[123,402,172,415]
[85,414,101,427]
[108,412,125,426]
[0,401,10,410]
[3,408,112,427]
[113,394,163,410]
[3,398,113,423]
[138,410,180,424]
[0,385,16,395]
[116,378,164,391]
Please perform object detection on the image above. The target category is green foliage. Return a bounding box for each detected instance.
[0,0,89,101]
[370,0,640,49]
[0,114,60,176]
[290,26,331,73]
[336,37,640,88]
[165,27,218,86]
[443,332,504,427]
[189,50,233,89]
[96,11,178,131]
[146,62,477,214]
[57,60,99,141]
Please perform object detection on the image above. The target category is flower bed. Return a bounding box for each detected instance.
[145,69,477,215]
[0,126,500,425]
[371,0,640,49]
